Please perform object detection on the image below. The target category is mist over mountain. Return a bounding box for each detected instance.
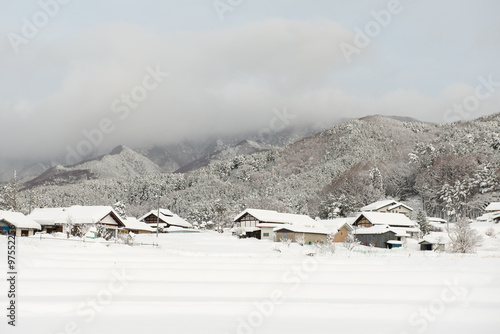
[5,114,498,222]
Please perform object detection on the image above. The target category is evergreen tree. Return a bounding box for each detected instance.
[416,210,431,236]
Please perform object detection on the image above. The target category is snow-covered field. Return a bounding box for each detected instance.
[1,230,500,334]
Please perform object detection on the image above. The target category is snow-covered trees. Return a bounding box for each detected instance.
[416,210,431,236]
[1,171,19,211]
[113,201,127,219]
[449,219,483,253]
[343,232,360,252]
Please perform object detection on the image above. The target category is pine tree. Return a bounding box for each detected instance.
[416,210,431,236]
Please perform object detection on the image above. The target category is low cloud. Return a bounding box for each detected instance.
[1,17,499,162]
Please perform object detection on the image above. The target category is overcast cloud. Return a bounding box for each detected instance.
[1,0,499,162]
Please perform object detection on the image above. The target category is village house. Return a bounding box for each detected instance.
[484,202,500,213]
[418,233,449,251]
[316,218,354,243]
[477,202,500,222]
[28,206,125,237]
[0,211,41,237]
[360,200,413,216]
[121,217,154,234]
[352,212,420,238]
[353,225,403,249]
[139,209,193,232]
[274,224,330,244]
[233,208,319,240]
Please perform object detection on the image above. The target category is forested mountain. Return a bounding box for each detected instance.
[2,114,499,225]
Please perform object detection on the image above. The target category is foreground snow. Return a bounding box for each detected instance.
[1,232,500,334]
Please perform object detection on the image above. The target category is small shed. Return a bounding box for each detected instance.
[273,224,329,244]
[419,240,445,252]
[122,217,154,234]
[0,211,41,237]
[353,225,398,248]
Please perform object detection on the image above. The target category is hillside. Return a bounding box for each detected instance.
[8,114,500,223]
[23,145,162,188]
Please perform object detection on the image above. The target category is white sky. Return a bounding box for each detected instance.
[1,0,499,161]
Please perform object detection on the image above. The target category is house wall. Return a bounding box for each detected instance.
[388,206,412,216]
[236,213,259,228]
[144,214,166,226]
[15,228,34,237]
[275,231,327,244]
[375,204,393,213]
[332,226,350,243]
[260,227,275,241]
[355,231,396,248]
[354,216,373,228]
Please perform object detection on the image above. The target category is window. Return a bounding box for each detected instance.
[263,233,269,237]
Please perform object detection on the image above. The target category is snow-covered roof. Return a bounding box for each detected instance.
[0,211,41,230]
[387,203,414,211]
[29,206,123,226]
[234,208,316,226]
[419,232,450,244]
[361,200,413,212]
[122,217,154,232]
[353,225,397,235]
[256,222,283,228]
[140,209,192,228]
[477,212,500,222]
[360,200,397,211]
[485,202,500,211]
[355,212,417,228]
[316,218,354,233]
[387,240,403,245]
[428,217,447,223]
[273,224,329,235]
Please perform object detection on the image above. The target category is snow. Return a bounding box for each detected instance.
[316,218,354,234]
[273,224,329,234]
[122,217,154,232]
[360,200,397,211]
[355,212,418,228]
[1,227,500,334]
[234,208,318,226]
[29,206,122,225]
[484,202,500,211]
[0,211,41,229]
[140,209,192,228]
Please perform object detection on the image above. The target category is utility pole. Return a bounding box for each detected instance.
[156,194,161,239]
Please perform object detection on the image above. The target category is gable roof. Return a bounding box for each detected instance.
[122,217,154,232]
[361,200,413,212]
[140,209,192,228]
[353,224,397,235]
[234,208,316,226]
[485,202,500,211]
[29,206,124,226]
[360,200,397,212]
[354,212,417,228]
[273,223,329,235]
[387,203,414,211]
[316,218,354,234]
[0,211,41,230]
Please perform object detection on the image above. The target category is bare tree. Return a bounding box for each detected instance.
[296,233,305,246]
[280,236,292,248]
[343,232,361,252]
[449,219,483,253]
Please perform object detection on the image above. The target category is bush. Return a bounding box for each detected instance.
[449,219,483,253]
